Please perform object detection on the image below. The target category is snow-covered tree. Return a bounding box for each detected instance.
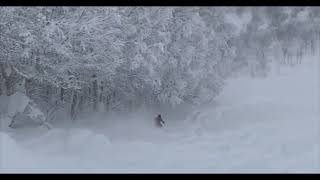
[0,7,318,128]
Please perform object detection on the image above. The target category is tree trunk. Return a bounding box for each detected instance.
[0,75,3,96]
[60,87,64,101]
[92,75,98,112]
[311,38,315,55]
[104,93,110,112]
[46,85,50,102]
[0,63,8,96]
[282,49,287,65]
[0,81,2,96]
[70,90,77,121]
[78,94,84,112]
[25,79,32,97]
[4,66,15,96]
[99,85,103,103]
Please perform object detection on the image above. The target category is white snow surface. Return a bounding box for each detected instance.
[0,57,319,173]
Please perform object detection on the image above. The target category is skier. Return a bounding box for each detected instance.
[154,114,165,128]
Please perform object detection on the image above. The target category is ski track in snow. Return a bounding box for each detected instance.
[1,57,319,173]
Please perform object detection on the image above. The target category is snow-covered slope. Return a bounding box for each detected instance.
[0,57,319,173]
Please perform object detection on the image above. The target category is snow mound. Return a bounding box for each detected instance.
[7,92,30,116]
[67,128,112,154]
[0,117,12,131]
[1,92,47,130]
[25,128,111,155]
[0,132,26,169]
[0,132,21,153]
[1,92,31,130]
